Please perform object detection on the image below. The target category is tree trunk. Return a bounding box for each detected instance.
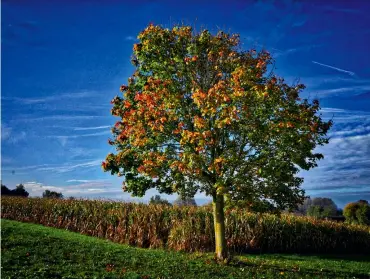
[212,194,227,261]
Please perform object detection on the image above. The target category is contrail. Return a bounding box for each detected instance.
[312,61,355,76]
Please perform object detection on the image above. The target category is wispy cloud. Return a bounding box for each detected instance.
[3,91,98,105]
[14,115,106,123]
[125,36,136,41]
[49,130,110,140]
[67,179,95,183]
[300,106,370,204]
[66,179,111,185]
[9,131,27,144]
[73,125,110,131]
[23,180,120,197]
[330,125,370,137]
[1,156,14,164]
[1,124,12,141]
[1,124,26,144]
[313,85,370,97]
[312,61,355,76]
[36,159,102,173]
[319,5,363,14]
[273,44,323,57]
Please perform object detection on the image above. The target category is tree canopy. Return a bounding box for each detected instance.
[1,184,29,197]
[344,200,370,225]
[173,196,197,207]
[42,190,63,199]
[149,195,172,206]
[102,24,332,260]
[298,197,339,218]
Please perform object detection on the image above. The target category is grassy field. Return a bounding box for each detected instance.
[1,219,370,279]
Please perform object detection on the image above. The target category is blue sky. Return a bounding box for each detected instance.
[1,0,370,208]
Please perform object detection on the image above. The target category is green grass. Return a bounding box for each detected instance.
[1,219,370,279]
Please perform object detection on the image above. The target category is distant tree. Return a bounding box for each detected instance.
[296,197,313,215]
[173,196,197,207]
[226,198,277,213]
[307,205,322,218]
[1,184,29,197]
[344,201,370,225]
[1,184,12,196]
[13,184,29,197]
[42,190,63,199]
[358,200,369,204]
[149,195,172,206]
[336,208,343,216]
[306,197,337,218]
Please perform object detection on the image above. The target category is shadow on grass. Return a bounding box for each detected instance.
[314,253,370,263]
[235,250,370,263]
[229,258,370,279]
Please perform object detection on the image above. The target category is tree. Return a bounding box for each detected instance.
[102,24,332,260]
[13,184,29,197]
[306,197,338,218]
[173,196,197,206]
[42,190,63,199]
[1,184,29,197]
[358,200,369,204]
[295,197,312,215]
[149,195,172,206]
[344,200,370,225]
[1,184,12,196]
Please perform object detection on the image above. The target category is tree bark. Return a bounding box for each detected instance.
[212,193,227,261]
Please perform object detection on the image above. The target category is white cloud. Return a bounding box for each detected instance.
[66,179,108,183]
[300,105,370,199]
[36,159,102,173]
[312,61,355,76]
[1,124,26,144]
[9,131,27,143]
[73,125,110,131]
[49,130,110,140]
[1,124,12,141]
[23,180,120,198]
[4,91,98,105]
[329,125,370,137]
[14,115,106,123]
[273,44,323,57]
[313,85,370,97]
[125,36,136,41]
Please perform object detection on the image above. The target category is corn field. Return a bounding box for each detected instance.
[1,197,369,254]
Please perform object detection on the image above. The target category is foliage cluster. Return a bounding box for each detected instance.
[296,197,340,218]
[1,184,29,197]
[344,200,370,226]
[2,197,369,254]
[42,190,63,199]
[149,195,172,206]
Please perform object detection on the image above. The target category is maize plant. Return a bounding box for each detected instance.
[1,197,369,254]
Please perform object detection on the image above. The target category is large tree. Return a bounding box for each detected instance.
[102,24,332,260]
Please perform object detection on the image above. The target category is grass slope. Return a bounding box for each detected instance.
[1,219,370,279]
